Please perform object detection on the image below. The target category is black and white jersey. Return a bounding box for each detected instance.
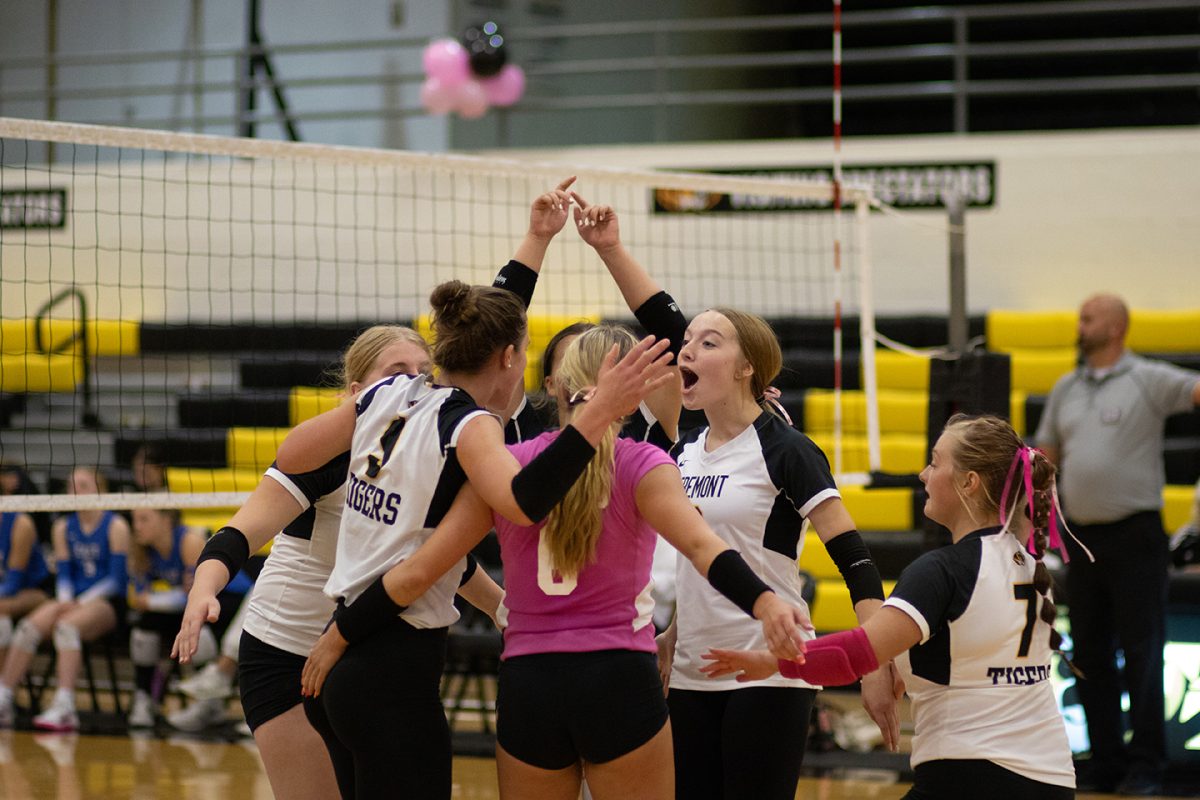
[883,527,1074,788]
[670,411,839,691]
[242,452,350,657]
[325,373,491,629]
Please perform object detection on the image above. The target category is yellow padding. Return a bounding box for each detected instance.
[290,387,342,426]
[179,511,274,555]
[872,351,929,391]
[0,353,82,392]
[840,485,914,531]
[986,310,1077,351]
[0,320,36,354]
[1007,349,1076,395]
[1164,484,1198,533]
[808,433,928,475]
[417,312,601,391]
[1,318,139,356]
[166,468,263,494]
[812,579,898,633]
[1010,390,1027,436]
[799,532,839,579]
[227,428,290,472]
[803,389,1028,437]
[803,389,927,435]
[1128,310,1200,353]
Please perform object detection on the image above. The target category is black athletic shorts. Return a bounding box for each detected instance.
[496,649,668,770]
[238,630,306,732]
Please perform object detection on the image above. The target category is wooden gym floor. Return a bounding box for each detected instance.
[0,729,1184,800]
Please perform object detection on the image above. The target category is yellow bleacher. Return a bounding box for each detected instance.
[227,427,291,472]
[0,318,139,357]
[871,350,930,391]
[1164,484,1198,532]
[811,579,899,633]
[986,310,1077,351]
[0,352,82,392]
[987,308,1200,355]
[290,386,343,426]
[807,432,928,474]
[1127,310,1200,353]
[0,317,138,392]
[838,486,913,531]
[166,467,272,553]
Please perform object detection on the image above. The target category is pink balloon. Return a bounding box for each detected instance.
[422,38,470,87]
[481,64,525,107]
[454,79,489,119]
[420,77,457,116]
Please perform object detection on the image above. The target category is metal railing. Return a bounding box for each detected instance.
[0,0,1196,142]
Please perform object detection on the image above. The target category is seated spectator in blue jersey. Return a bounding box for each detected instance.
[699,415,1080,800]
[0,466,131,731]
[0,504,52,668]
[125,507,206,728]
[1,462,53,549]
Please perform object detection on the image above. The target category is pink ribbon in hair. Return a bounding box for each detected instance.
[998,446,1073,562]
[761,387,794,426]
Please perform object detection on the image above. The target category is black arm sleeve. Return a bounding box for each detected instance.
[707,549,774,617]
[196,527,250,579]
[458,553,479,587]
[336,576,407,644]
[493,260,539,309]
[824,530,885,606]
[633,290,687,358]
[510,425,596,523]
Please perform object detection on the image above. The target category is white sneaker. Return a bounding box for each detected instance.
[175,663,233,701]
[166,697,226,732]
[128,691,156,729]
[32,699,78,732]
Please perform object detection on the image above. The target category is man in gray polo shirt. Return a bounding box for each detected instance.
[1036,293,1200,796]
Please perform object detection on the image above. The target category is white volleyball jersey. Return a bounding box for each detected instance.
[325,374,490,629]
[883,527,1075,788]
[242,452,349,657]
[670,412,839,691]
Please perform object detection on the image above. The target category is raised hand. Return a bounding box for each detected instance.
[571,191,621,253]
[528,176,576,242]
[591,336,674,419]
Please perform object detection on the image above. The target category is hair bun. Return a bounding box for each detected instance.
[429,280,477,325]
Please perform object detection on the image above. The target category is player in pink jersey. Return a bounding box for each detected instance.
[302,325,811,800]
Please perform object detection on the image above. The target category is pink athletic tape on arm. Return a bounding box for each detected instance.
[777,627,878,686]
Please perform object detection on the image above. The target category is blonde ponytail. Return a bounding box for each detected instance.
[540,325,636,578]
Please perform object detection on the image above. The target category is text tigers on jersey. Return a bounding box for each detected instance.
[346,472,402,525]
[987,664,1051,686]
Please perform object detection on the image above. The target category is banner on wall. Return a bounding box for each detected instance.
[1,188,68,229]
[652,162,995,214]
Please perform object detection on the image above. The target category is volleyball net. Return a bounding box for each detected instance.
[0,117,879,525]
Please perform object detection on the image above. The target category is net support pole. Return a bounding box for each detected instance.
[831,0,844,477]
[856,198,882,475]
[947,190,968,354]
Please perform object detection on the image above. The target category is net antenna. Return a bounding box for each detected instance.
[0,117,880,523]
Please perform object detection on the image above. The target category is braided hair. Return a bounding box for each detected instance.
[943,414,1076,667]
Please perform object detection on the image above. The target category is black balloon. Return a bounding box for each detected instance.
[463,21,507,77]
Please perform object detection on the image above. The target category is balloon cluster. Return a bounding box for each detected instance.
[420,22,525,119]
